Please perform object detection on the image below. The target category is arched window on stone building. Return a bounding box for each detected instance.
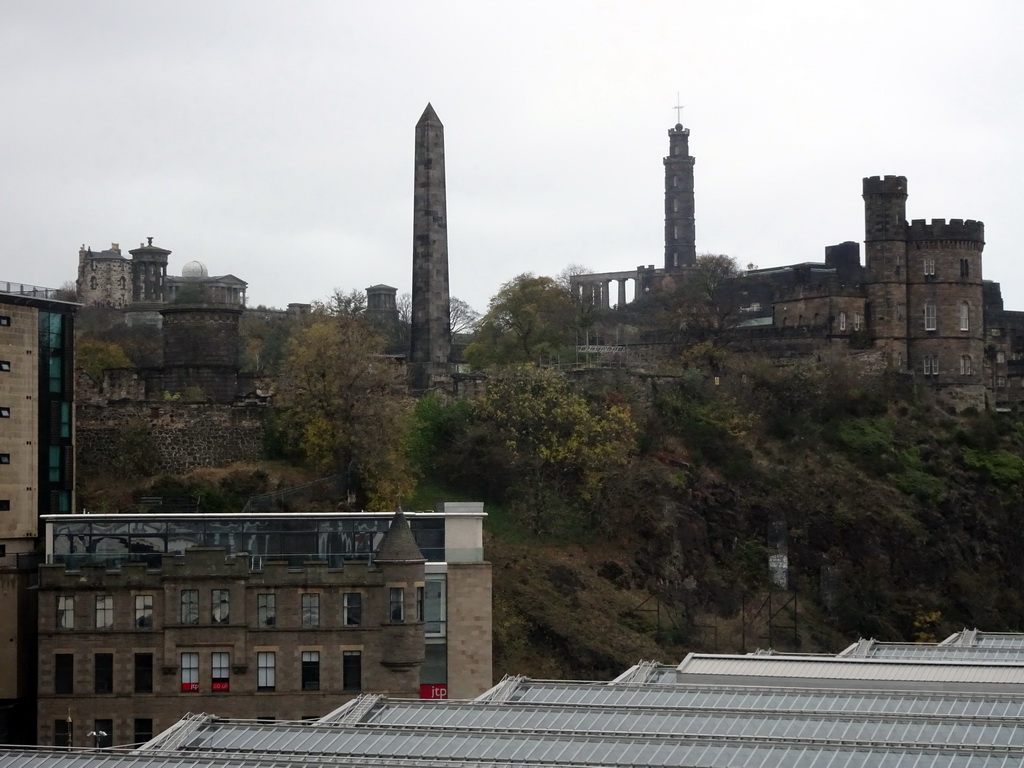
[89,276,97,290]
[838,311,847,331]
[960,355,972,376]
[118,276,126,290]
[959,302,970,331]
[924,302,937,331]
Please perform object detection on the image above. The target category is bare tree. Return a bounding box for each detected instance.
[556,263,593,293]
[396,292,412,325]
[450,296,480,336]
[314,288,366,317]
[675,253,743,342]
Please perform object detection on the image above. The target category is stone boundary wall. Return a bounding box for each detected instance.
[78,402,268,475]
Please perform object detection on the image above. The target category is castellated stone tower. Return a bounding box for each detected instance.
[864,176,985,403]
[664,123,696,270]
[410,103,452,389]
[864,175,910,366]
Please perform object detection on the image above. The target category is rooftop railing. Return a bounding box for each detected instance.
[0,281,64,298]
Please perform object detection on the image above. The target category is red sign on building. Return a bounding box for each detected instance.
[419,684,447,700]
[212,681,230,692]
[181,682,199,692]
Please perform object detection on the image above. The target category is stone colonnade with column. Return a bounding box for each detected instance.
[569,266,660,309]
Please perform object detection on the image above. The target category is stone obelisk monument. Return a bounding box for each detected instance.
[410,103,452,389]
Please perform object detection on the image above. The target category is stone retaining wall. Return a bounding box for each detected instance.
[78,402,268,475]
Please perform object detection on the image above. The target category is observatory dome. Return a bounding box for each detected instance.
[182,261,209,279]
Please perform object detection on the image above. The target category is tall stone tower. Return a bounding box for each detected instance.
[129,237,171,304]
[864,175,986,407]
[410,103,452,388]
[664,123,696,271]
[863,175,909,367]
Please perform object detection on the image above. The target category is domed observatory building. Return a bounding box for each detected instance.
[167,260,247,306]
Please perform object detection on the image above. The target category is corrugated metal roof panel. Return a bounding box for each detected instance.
[676,655,1024,684]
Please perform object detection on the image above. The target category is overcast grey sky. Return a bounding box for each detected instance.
[4,1,1023,313]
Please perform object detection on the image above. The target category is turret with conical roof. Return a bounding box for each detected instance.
[375,510,426,564]
[375,510,426,683]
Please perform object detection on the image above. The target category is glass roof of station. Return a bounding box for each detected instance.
[3,743,1024,768]
[838,634,1024,661]
[478,679,1024,718]
[342,698,1024,747]
[977,635,1024,649]
[863,646,1024,662]
[158,718,1024,768]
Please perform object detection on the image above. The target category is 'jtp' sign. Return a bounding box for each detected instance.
[419,684,447,700]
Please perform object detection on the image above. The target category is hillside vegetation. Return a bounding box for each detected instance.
[80,345,1024,680]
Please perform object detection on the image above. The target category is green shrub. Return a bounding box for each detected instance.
[890,467,946,502]
[888,448,946,502]
[962,448,1024,487]
[830,417,894,460]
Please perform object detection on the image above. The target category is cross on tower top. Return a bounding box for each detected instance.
[673,93,684,125]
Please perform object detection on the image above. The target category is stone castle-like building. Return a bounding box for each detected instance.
[77,238,247,313]
[572,120,1024,411]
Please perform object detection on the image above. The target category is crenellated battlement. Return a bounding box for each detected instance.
[908,218,984,243]
[863,175,908,195]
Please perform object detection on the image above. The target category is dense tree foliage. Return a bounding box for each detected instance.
[76,338,133,381]
[75,306,161,368]
[474,366,638,532]
[465,274,577,368]
[276,316,415,509]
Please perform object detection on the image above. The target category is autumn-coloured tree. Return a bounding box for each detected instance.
[474,366,638,532]
[76,338,133,381]
[465,274,576,368]
[276,316,415,510]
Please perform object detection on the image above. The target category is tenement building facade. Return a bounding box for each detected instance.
[36,505,491,747]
